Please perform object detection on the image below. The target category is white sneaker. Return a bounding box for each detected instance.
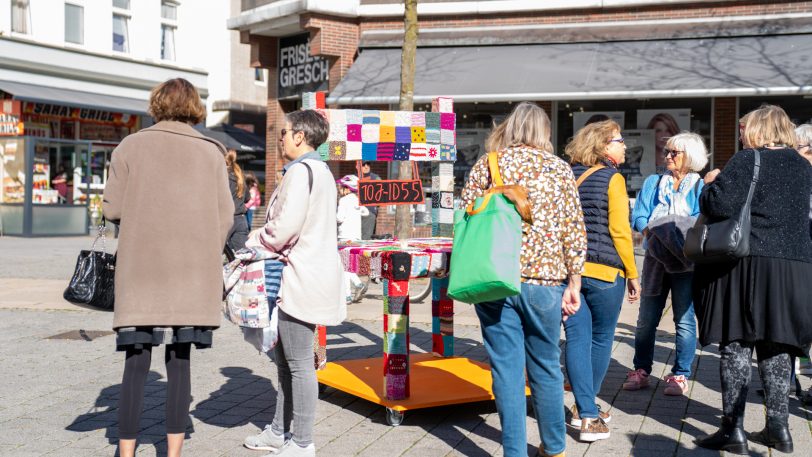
[244,425,285,451]
[265,441,316,457]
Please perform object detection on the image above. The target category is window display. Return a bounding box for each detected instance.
[0,138,25,204]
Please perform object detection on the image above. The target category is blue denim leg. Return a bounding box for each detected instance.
[475,282,566,457]
[668,272,696,377]
[633,283,669,374]
[564,275,625,418]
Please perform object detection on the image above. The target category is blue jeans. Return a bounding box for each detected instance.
[246,208,255,228]
[633,272,696,377]
[564,274,625,419]
[475,282,566,457]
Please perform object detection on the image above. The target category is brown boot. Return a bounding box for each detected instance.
[537,445,565,457]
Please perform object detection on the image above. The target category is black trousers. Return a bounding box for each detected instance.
[118,343,191,439]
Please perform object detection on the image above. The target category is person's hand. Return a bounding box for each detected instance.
[704,168,721,184]
[561,275,581,322]
[627,278,641,303]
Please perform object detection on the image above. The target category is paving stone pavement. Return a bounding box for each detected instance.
[1,236,811,456]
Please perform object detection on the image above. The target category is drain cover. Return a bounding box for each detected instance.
[46,329,114,341]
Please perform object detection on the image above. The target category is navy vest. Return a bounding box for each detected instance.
[572,164,625,272]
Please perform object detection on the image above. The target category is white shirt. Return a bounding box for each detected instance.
[336,193,369,242]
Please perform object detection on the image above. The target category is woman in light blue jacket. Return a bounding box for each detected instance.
[624,132,707,396]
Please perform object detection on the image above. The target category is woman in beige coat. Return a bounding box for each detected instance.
[102,78,234,457]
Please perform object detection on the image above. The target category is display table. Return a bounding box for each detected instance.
[317,238,530,425]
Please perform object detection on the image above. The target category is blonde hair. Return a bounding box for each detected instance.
[225,150,245,198]
[565,120,621,166]
[148,78,206,125]
[667,132,708,172]
[739,104,797,149]
[486,102,553,153]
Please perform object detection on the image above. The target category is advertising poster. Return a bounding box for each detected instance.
[636,109,691,169]
[573,111,625,131]
[619,129,656,194]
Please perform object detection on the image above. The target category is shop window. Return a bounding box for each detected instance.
[64,3,84,45]
[161,24,176,60]
[254,68,266,83]
[11,0,31,34]
[112,14,129,52]
[161,1,177,21]
[112,0,129,9]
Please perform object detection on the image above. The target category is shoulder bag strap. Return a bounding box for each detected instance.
[301,161,314,193]
[575,165,606,188]
[487,152,504,187]
[738,149,761,221]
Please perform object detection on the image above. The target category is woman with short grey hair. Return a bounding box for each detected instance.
[796,124,812,163]
[626,132,708,397]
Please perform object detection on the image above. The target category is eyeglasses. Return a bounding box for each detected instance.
[799,144,811,150]
[663,148,685,159]
[279,128,298,138]
[608,137,625,144]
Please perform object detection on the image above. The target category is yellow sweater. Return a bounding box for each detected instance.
[583,173,639,281]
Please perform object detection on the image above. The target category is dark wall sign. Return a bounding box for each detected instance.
[278,33,329,98]
[359,179,425,206]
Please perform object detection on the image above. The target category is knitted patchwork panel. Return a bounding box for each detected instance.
[361,143,378,161]
[393,143,410,161]
[410,111,426,126]
[410,126,426,143]
[440,144,457,161]
[362,110,380,124]
[379,110,396,126]
[381,252,412,281]
[345,141,362,160]
[379,125,396,143]
[346,109,363,125]
[425,112,441,129]
[384,372,409,400]
[329,141,347,160]
[384,314,409,334]
[384,295,409,315]
[376,143,395,161]
[385,278,410,297]
[395,126,412,143]
[440,129,455,145]
[394,110,412,126]
[440,113,456,130]
[383,331,408,354]
[347,124,362,142]
[361,124,380,143]
[425,128,441,144]
[426,145,440,160]
[409,144,427,161]
[410,253,430,277]
[384,353,408,375]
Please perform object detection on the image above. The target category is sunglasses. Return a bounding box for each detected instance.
[608,137,625,144]
[663,148,684,159]
[279,128,298,138]
[799,144,811,150]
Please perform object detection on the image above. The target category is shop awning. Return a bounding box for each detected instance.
[327,34,812,104]
[194,124,265,158]
[0,80,149,114]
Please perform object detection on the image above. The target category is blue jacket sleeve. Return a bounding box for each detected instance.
[689,179,704,217]
[632,174,661,233]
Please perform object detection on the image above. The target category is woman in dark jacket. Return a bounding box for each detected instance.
[694,104,812,454]
[225,149,250,251]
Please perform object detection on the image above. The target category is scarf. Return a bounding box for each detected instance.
[650,171,700,221]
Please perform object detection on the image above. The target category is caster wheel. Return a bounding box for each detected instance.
[386,408,404,426]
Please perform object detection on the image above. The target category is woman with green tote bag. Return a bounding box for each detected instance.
[459,102,588,457]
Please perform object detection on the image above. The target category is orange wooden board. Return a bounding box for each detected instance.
[316,353,530,412]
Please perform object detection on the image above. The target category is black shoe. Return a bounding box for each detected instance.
[695,416,748,455]
[749,417,793,453]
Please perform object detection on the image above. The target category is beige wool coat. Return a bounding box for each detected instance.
[103,121,234,329]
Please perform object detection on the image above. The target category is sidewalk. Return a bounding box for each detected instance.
[0,236,810,456]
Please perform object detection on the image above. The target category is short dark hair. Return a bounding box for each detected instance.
[362,161,372,166]
[148,78,206,124]
[286,110,329,149]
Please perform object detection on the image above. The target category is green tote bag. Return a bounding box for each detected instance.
[447,152,526,304]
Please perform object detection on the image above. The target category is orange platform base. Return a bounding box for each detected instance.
[317,353,530,412]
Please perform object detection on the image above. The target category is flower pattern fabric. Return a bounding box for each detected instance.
[460,146,587,285]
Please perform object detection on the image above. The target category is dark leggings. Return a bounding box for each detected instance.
[720,341,792,422]
[118,343,192,439]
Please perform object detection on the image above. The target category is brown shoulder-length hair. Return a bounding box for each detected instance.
[485,102,553,153]
[739,104,797,149]
[566,120,621,166]
[148,78,206,124]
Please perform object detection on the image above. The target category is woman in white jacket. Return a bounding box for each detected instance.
[336,174,369,242]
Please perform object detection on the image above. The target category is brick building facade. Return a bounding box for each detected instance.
[229,0,812,237]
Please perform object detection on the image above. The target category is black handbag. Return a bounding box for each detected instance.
[63,224,116,311]
[684,149,761,264]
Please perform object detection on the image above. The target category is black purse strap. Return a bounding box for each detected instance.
[737,149,761,224]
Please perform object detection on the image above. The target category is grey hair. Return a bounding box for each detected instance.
[285,109,329,148]
[796,124,812,147]
[667,131,708,172]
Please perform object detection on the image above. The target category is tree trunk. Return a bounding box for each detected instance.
[395,0,418,240]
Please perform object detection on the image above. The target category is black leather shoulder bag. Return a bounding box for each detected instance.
[684,149,761,264]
